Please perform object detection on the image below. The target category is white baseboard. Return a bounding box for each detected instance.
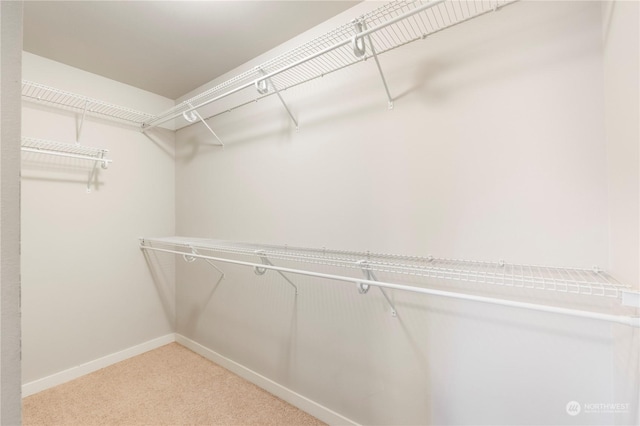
[22,333,176,397]
[175,334,358,426]
[23,333,357,425]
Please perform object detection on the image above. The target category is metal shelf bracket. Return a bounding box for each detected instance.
[86,150,109,193]
[256,68,299,130]
[186,246,225,288]
[358,259,397,317]
[353,17,394,110]
[182,103,224,147]
[254,250,299,295]
[77,99,89,141]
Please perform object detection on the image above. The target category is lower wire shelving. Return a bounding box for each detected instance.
[21,137,111,165]
[21,137,112,192]
[140,236,639,327]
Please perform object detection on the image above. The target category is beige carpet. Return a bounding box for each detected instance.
[23,343,325,426]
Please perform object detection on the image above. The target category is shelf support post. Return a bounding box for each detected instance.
[357,260,397,317]
[181,103,224,147]
[256,68,299,130]
[77,99,89,141]
[253,250,298,295]
[353,18,394,110]
[185,246,225,288]
[85,150,105,193]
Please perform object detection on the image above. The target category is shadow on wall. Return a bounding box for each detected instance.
[142,248,176,329]
[21,156,108,192]
[180,259,226,337]
[600,1,616,50]
[142,127,176,158]
[393,2,601,104]
[175,258,301,384]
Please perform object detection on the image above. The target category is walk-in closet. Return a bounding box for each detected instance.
[0,0,638,425]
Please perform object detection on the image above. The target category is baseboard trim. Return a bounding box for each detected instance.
[22,333,176,397]
[175,334,358,426]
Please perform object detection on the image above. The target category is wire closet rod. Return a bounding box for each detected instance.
[142,0,450,131]
[140,243,640,328]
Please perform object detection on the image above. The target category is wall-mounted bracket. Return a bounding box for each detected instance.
[255,68,299,130]
[353,17,394,110]
[187,246,225,288]
[182,103,224,147]
[253,250,298,295]
[351,19,367,57]
[77,99,89,141]
[86,150,109,193]
[76,99,99,194]
[357,260,397,317]
[183,253,197,263]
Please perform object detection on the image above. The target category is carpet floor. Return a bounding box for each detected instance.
[23,343,325,426]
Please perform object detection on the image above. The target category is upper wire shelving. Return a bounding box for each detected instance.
[140,237,639,327]
[142,0,518,133]
[22,80,156,126]
[21,1,518,137]
[21,81,148,191]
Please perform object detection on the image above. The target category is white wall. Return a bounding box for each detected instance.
[602,2,640,425]
[602,0,639,292]
[175,1,637,425]
[177,0,610,267]
[21,53,176,386]
[0,2,23,424]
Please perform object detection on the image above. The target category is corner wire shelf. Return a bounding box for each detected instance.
[21,137,112,192]
[140,237,640,327]
[21,0,518,139]
[142,0,518,136]
[21,80,156,126]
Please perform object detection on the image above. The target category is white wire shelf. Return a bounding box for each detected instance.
[140,237,639,327]
[21,137,112,165]
[142,0,517,131]
[22,137,112,193]
[22,80,156,126]
[22,1,517,134]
